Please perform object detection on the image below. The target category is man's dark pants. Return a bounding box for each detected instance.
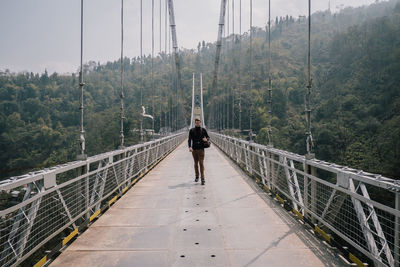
[192,149,205,179]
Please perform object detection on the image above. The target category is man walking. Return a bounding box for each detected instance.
[188,118,210,185]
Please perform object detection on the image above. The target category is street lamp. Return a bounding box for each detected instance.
[141,106,154,141]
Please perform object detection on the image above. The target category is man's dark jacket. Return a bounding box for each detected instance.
[188,127,210,150]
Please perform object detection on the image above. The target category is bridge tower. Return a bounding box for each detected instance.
[189,73,206,129]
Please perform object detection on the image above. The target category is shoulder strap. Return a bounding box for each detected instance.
[202,128,208,138]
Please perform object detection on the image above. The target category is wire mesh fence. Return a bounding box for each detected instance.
[0,132,185,267]
[211,132,400,267]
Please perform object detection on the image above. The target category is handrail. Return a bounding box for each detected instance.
[0,132,186,267]
[211,132,399,267]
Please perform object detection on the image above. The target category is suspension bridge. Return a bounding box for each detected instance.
[0,0,399,267]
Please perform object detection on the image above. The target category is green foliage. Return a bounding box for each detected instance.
[217,0,400,178]
[1,0,399,179]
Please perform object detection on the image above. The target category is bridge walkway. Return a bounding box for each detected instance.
[51,142,343,267]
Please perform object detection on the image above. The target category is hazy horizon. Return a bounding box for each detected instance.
[0,0,377,74]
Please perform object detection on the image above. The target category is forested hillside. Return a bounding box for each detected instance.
[1,0,399,180]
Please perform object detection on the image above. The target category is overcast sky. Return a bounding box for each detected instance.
[0,0,376,74]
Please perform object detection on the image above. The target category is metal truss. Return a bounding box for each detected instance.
[282,156,304,213]
[0,132,185,267]
[211,132,400,267]
[349,179,395,266]
[189,73,206,128]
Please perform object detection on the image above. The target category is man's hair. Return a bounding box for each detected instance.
[195,118,201,122]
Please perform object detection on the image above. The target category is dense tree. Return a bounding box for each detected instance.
[0,0,399,180]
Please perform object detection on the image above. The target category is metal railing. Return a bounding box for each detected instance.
[0,132,185,267]
[211,132,400,267]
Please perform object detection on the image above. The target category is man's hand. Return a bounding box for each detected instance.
[202,137,207,142]
[189,147,193,152]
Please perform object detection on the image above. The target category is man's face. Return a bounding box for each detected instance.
[195,120,201,127]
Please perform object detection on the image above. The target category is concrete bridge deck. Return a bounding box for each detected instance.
[51,143,343,267]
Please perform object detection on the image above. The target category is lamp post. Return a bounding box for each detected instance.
[141,106,154,141]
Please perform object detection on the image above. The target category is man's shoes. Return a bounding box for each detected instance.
[195,177,199,182]
[201,179,205,185]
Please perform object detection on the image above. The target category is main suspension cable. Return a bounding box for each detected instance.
[159,0,162,54]
[165,0,168,130]
[119,0,125,148]
[77,0,87,160]
[249,0,253,141]
[231,0,235,129]
[239,0,242,130]
[152,0,155,135]
[226,0,230,130]
[267,0,272,146]
[140,0,143,142]
[306,0,314,156]
[159,0,162,132]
